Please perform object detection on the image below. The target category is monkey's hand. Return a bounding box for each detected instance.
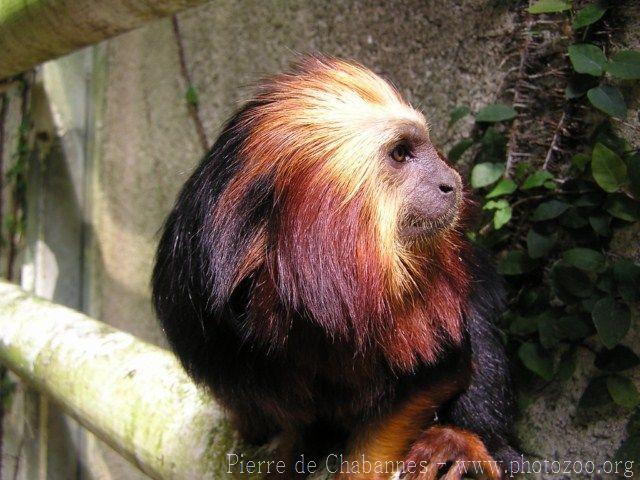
[401,426,503,480]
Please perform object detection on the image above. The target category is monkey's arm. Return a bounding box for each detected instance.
[442,307,520,468]
[441,247,520,467]
[400,248,519,480]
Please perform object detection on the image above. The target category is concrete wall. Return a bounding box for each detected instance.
[0,1,638,479]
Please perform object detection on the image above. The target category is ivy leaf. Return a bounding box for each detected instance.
[498,251,534,276]
[518,289,544,310]
[572,3,606,30]
[582,295,601,313]
[595,345,640,372]
[449,106,470,127]
[628,153,640,198]
[448,139,474,162]
[606,195,640,221]
[608,375,640,409]
[568,44,607,76]
[613,259,640,302]
[475,104,517,123]
[615,433,640,466]
[493,205,512,229]
[626,410,640,435]
[531,200,570,221]
[606,50,640,80]
[587,85,628,118]
[579,376,612,410]
[556,347,578,382]
[484,199,508,210]
[612,259,640,284]
[537,314,560,349]
[589,215,611,236]
[185,85,199,106]
[563,248,605,272]
[573,195,602,209]
[522,170,554,190]
[565,83,587,99]
[528,0,571,14]
[560,208,589,229]
[596,272,615,294]
[538,315,590,348]
[591,143,628,192]
[551,264,593,299]
[526,229,556,258]
[486,178,517,198]
[510,316,539,335]
[478,128,507,163]
[592,297,631,349]
[470,162,505,188]
[483,201,513,230]
[565,75,599,99]
[594,121,630,155]
[555,316,592,341]
[518,342,554,381]
[571,153,591,172]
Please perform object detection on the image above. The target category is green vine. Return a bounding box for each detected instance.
[449,0,640,458]
[0,76,32,440]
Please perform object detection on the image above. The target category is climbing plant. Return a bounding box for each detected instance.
[448,0,640,459]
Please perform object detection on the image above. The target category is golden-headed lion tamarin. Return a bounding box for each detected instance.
[153,56,519,479]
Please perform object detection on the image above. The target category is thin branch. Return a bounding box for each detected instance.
[7,74,32,282]
[542,110,567,171]
[505,7,534,178]
[0,92,7,254]
[171,15,208,153]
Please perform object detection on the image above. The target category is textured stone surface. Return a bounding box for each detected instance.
[96,17,203,346]
[176,0,516,146]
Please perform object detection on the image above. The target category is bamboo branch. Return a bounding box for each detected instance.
[0,0,210,80]
[0,281,266,479]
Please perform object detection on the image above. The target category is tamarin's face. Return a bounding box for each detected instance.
[383,125,462,240]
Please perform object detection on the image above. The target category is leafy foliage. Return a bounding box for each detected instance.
[568,44,606,76]
[607,51,640,80]
[528,0,571,14]
[572,3,606,30]
[448,1,640,453]
[588,85,628,118]
[470,162,505,188]
[475,104,517,123]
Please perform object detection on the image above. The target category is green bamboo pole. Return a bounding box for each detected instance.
[0,281,266,479]
[0,0,208,80]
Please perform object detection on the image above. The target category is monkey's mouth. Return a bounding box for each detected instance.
[400,208,458,239]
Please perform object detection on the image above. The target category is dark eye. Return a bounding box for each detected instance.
[390,143,410,163]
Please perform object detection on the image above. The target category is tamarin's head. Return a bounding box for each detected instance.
[233,56,463,248]
[155,55,469,366]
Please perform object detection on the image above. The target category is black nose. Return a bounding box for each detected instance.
[438,183,455,194]
[436,168,460,197]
